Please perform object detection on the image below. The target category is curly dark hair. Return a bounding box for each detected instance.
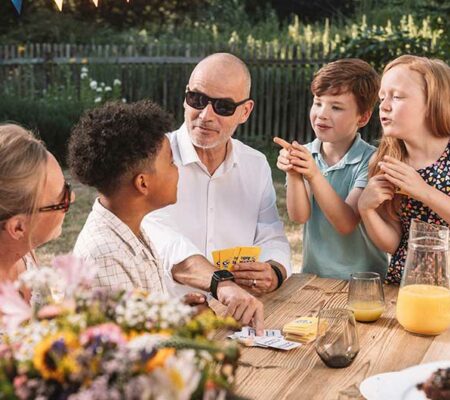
[68,100,173,195]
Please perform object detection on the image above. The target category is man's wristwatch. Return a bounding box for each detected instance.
[267,260,284,290]
[210,270,235,300]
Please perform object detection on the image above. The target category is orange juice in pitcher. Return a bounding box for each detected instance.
[396,220,450,336]
[397,284,450,335]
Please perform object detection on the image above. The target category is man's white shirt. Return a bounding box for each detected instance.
[143,124,291,295]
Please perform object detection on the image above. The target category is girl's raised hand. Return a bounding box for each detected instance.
[379,156,429,200]
[288,141,320,182]
[358,174,395,212]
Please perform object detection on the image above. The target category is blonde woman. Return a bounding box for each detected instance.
[0,124,73,302]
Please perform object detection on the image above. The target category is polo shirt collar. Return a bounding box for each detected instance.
[311,133,364,169]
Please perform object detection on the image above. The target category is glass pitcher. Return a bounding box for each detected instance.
[396,220,450,335]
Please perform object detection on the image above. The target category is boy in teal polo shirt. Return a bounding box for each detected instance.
[276,58,388,279]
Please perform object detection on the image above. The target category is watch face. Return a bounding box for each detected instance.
[213,270,235,280]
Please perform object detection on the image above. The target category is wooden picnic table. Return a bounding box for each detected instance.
[222,274,450,400]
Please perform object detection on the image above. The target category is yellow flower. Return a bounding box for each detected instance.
[145,348,175,372]
[169,368,185,390]
[33,331,80,382]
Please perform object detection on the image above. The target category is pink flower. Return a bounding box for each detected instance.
[0,282,32,333]
[80,323,127,347]
[52,254,97,295]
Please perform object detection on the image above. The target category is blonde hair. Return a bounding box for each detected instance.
[370,55,450,177]
[0,124,48,226]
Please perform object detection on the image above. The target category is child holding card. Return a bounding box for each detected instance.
[275,59,387,279]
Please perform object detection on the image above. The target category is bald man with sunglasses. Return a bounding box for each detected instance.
[143,53,291,299]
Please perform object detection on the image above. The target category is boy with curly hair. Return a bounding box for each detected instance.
[69,100,264,331]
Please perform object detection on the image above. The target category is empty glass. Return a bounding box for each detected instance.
[347,272,385,322]
[315,308,359,368]
[396,220,450,335]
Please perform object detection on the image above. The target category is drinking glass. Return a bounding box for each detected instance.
[347,272,385,322]
[315,308,359,368]
[396,220,450,335]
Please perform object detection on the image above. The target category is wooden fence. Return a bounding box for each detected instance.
[0,43,381,144]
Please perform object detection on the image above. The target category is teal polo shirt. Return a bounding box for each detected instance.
[302,134,388,280]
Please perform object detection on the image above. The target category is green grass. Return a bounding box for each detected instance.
[37,167,303,272]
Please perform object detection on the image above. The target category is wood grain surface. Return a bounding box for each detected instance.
[218,274,450,400]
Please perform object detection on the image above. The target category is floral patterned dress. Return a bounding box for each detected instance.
[386,141,450,284]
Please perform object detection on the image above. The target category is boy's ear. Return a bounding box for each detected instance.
[357,110,372,128]
[133,173,151,196]
[3,215,27,240]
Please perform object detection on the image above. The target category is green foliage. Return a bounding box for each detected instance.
[338,15,447,70]
[0,65,123,163]
[0,96,83,164]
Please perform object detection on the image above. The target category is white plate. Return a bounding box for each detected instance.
[360,360,450,400]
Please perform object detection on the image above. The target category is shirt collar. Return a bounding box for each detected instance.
[175,123,239,170]
[310,133,364,167]
[92,198,150,257]
[176,123,201,166]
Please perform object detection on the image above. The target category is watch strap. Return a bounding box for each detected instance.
[268,261,284,290]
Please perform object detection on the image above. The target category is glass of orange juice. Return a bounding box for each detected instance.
[396,220,450,335]
[347,272,385,322]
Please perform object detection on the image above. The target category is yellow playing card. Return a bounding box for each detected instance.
[212,250,221,269]
[236,246,261,264]
[219,247,236,271]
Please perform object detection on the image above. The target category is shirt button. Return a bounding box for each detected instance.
[323,172,328,176]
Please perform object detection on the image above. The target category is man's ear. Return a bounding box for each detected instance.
[3,215,27,240]
[357,110,372,128]
[238,100,255,124]
[133,173,151,196]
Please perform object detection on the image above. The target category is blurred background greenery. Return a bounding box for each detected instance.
[1,0,448,162]
[1,0,448,267]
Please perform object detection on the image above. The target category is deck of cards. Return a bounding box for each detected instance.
[282,317,322,344]
[212,246,261,271]
[228,326,301,351]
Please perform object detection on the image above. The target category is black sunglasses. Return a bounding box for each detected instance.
[185,88,251,117]
[38,182,72,213]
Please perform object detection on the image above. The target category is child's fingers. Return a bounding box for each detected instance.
[289,149,309,160]
[379,161,407,176]
[383,156,408,167]
[273,137,291,150]
[291,141,307,152]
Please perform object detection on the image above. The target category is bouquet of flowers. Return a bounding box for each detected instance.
[0,255,241,400]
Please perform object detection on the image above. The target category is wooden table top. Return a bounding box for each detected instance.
[222,274,450,400]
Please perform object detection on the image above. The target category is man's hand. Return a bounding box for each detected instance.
[233,262,277,295]
[182,292,209,314]
[216,281,264,335]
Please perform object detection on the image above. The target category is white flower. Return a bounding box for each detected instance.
[90,80,98,90]
[122,98,127,103]
[101,82,105,87]
[80,72,88,79]
[105,86,112,92]
[81,66,88,74]
[95,97,102,103]
[114,79,121,86]
[96,87,103,93]
[19,266,61,292]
